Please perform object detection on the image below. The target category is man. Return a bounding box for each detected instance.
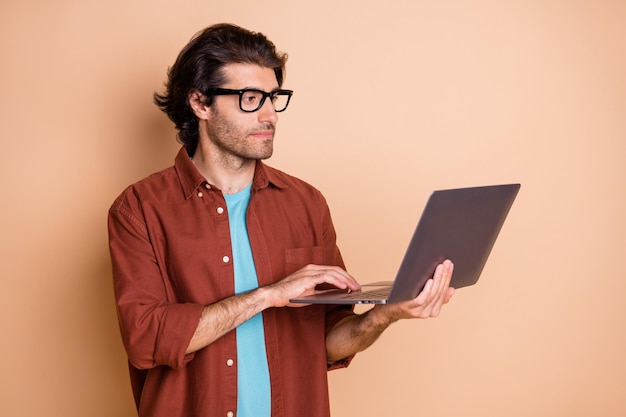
[108,23,455,417]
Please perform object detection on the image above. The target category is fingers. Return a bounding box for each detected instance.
[443,287,455,304]
[433,260,454,305]
[270,264,361,308]
[305,264,361,292]
[409,260,454,318]
[427,260,454,315]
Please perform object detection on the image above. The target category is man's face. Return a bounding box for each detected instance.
[203,63,280,163]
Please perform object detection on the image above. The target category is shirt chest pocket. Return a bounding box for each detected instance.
[284,246,324,276]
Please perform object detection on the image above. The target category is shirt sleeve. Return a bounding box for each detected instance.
[108,187,204,370]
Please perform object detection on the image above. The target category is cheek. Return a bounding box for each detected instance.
[208,115,242,140]
[208,106,260,142]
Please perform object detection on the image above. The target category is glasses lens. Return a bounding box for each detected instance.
[272,92,291,112]
[240,90,264,112]
[237,90,292,112]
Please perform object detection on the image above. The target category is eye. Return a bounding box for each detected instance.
[241,91,261,104]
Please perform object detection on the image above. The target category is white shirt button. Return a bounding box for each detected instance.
[222,256,230,263]
[226,412,234,417]
[226,359,234,366]
[217,207,224,214]
[197,191,203,198]
[205,183,211,189]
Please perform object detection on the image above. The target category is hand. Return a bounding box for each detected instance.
[374,260,455,322]
[265,264,361,308]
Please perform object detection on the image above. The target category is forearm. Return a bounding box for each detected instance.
[186,286,272,354]
[186,264,362,355]
[325,306,398,363]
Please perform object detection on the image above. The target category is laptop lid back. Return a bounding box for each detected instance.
[387,184,520,303]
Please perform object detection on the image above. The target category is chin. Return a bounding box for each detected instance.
[254,144,274,160]
[258,150,274,160]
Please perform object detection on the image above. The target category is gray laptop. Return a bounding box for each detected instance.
[290,183,520,305]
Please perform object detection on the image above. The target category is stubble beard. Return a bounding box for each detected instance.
[207,111,276,167]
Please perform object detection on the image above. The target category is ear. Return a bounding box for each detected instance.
[188,90,211,120]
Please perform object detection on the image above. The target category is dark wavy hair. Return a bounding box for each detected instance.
[154,23,288,152]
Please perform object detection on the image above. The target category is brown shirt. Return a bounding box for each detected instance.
[108,147,355,417]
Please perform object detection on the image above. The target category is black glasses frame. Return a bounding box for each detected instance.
[209,88,294,113]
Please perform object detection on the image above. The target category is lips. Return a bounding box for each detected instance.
[250,130,275,140]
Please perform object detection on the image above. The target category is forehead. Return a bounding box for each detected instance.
[221,63,279,90]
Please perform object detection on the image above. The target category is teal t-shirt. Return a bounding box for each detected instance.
[224,183,271,417]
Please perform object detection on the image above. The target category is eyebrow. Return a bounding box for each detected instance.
[239,87,282,93]
[220,83,280,92]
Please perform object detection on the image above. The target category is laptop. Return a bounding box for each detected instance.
[289,183,520,305]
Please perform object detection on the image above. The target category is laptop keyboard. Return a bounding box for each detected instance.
[342,288,391,300]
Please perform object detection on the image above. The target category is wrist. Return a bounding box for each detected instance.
[366,305,400,330]
[253,285,278,309]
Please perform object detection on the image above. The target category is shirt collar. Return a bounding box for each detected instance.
[174,146,288,199]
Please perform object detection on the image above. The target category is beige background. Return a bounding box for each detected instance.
[1,1,624,416]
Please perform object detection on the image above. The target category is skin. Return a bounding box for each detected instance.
[184,63,455,358]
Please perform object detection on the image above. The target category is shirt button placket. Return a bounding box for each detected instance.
[225,357,235,417]
[198,183,211,199]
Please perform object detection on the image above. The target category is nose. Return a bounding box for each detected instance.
[257,98,278,124]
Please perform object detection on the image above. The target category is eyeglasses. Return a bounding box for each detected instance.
[209,88,294,112]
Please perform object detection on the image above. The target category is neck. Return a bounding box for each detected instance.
[191,143,256,195]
